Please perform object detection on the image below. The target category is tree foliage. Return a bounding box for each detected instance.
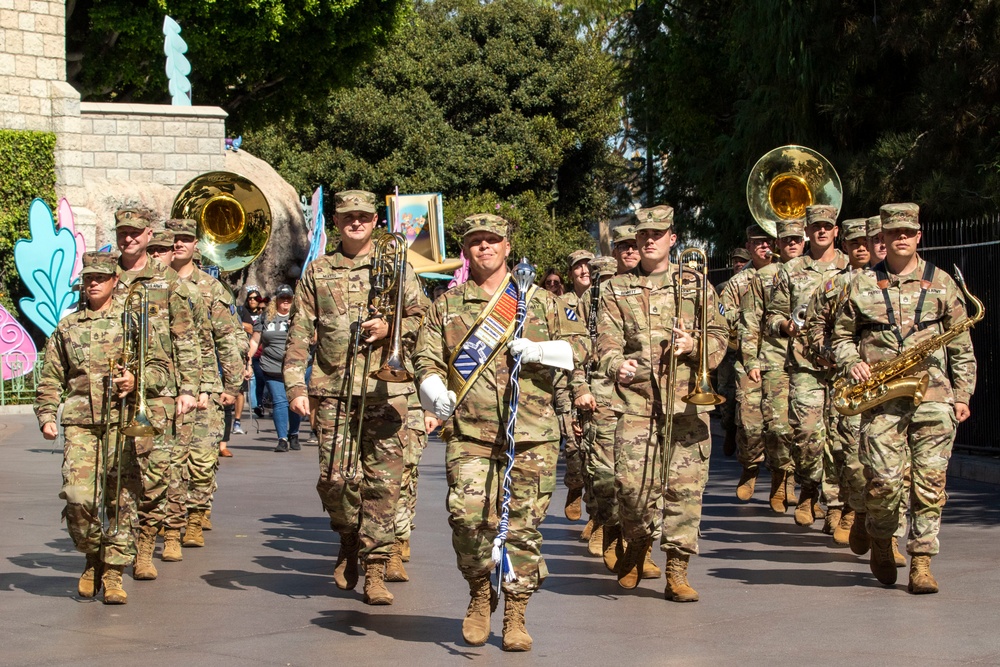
[250,0,626,273]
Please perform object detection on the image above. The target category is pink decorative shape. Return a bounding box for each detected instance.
[448,251,470,288]
[57,198,85,281]
[0,303,38,380]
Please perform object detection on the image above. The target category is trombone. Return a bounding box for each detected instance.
[659,248,725,487]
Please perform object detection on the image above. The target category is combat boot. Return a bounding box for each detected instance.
[823,507,842,536]
[78,553,100,597]
[133,525,158,580]
[333,532,360,590]
[183,510,206,548]
[462,575,494,646]
[849,512,870,555]
[580,518,595,541]
[202,509,212,531]
[602,525,622,572]
[664,551,699,602]
[617,537,649,589]
[161,529,183,562]
[102,564,127,605]
[501,592,532,652]
[769,469,787,513]
[794,487,817,526]
[400,538,410,562]
[833,508,854,546]
[642,544,661,579]
[908,555,939,594]
[385,541,409,582]
[813,501,826,520]
[363,560,394,605]
[587,524,604,557]
[784,472,798,505]
[564,488,583,521]
[892,537,906,567]
[736,464,760,502]
[869,537,898,586]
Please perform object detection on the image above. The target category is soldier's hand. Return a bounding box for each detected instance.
[618,359,639,385]
[748,368,761,383]
[672,326,694,356]
[220,392,237,407]
[290,396,311,417]
[360,317,389,343]
[574,393,597,412]
[41,422,58,440]
[955,402,971,423]
[572,421,583,439]
[113,370,135,397]
[850,361,871,382]
[198,393,210,410]
[424,414,442,433]
[176,394,197,415]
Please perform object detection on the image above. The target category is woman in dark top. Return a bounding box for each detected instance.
[248,284,301,452]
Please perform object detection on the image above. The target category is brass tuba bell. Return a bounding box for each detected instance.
[746,145,843,237]
[171,171,272,273]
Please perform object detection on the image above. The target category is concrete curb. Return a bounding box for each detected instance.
[949,453,1000,486]
[0,405,34,415]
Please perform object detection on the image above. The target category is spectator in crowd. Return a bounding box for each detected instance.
[542,268,565,296]
[234,287,266,437]
[248,284,301,452]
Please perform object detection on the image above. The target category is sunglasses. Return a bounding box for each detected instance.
[543,279,562,286]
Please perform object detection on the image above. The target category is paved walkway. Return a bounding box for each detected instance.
[2,412,998,666]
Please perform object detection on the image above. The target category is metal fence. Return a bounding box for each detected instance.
[1,351,41,406]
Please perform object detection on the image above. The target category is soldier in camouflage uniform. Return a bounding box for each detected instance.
[413,214,588,651]
[596,205,728,601]
[867,215,887,263]
[35,251,169,604]
[766,204,849,527]
[613,224,640,274]
[716,247,749,458]
[832,202,976,594]
[284,190,428,606]
[113,208,200,580]
[168,219,246,548]
[739,219,804,513]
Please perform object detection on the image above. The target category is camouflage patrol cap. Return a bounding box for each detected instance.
[634,205,674,232]
[166,218,198,237]
[866,215,882,237]
[731,248,752,262]
[334,190,377,214]
[148,229,175,249]
[880,202,920,230]
[611,225,636,244]
[80,251,118,277]
[114,207,156,229]
[746,224,773,240]
[805,204,838,226]
[841,218,868,241]
[568,249,595,268]
[776,219,806,238]
[461,213,508,239]
[588,256,617,279]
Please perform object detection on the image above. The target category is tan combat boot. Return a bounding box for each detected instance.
[849,512,870,555]
[385,541,409,582]
[202,509,213,531]
[813,501,826,520]
[363,560,394,605]
[333,532,361,590]
[908,555,938,594]
[78,553,100,597]
[462,575,494,646]
[642,544,662,579]
[162,529,183,562]
[102,564,128,605]
[501,592,532,652]
[664,551,699,602]
[564,488,583,521]
[823,507,843,536]
[617,537,649,589]
[580,518,594,541]
[400,538,410,562]
[183,510,206,548]
[587,524,604,557]
[736,464,760,501]
[133,525,159,580]
[869,536,898,586]
[794,487,816,526]
[784,471,798,505]
[832,508,854,546]
[602,525,622,572]
[769,469,787,514]
[891,537,906,567]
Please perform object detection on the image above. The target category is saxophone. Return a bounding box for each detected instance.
[833,266,983,416]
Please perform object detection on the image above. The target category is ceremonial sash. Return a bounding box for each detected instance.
[447,275,538,407]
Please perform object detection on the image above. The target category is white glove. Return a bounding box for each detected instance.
[506,338,574,370]
[419,374,457,420]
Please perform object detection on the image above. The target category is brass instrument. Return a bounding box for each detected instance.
[680,248,726,408]
[791,303,809,330]
[832,266,983,416]
[747,145,843,237]
[171,171,273,272]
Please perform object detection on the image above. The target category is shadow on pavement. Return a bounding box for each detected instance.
[312,609,488,658]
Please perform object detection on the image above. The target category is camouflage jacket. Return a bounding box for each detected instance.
[740,262,786,373]
[412,275,589,447]
[114,257,200,397]
[552,290,586,414]
[576,282,614,407]
[35,302,171,427]
[766,250,849,373]
[180,268,247,397]
[832,257,977,405]
[284,245,429,402]
[596,265,729,417]
[719,264,761,368]
[802,264,859,373]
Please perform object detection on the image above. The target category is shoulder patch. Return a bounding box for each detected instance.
[564,307,578,322]
[718,303,725,316]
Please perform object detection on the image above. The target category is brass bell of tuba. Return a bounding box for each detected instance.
[171,171,272,273]
[747,145,843,237]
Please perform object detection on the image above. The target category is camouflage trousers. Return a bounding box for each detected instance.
[615,411,711,554]
[860,399,953,555]
[736,367,766,468]
[582,405,619,527]
[445,436,557,595]
[761,369,794,472]
[61,425,142,565]
[716,350,738,434]
[789,369,839,504]
[138,398,189,531]
[394,407,427,542]
[314,394,408,560]
[561,413,585,491]
[185,396,224,513]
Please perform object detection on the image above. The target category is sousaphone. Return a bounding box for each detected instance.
[171,171,272,272]
[746,145,842,237]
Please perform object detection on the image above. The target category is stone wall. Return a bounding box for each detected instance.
[0,0,65,132]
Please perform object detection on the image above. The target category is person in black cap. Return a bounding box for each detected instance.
[249,284,300,452]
